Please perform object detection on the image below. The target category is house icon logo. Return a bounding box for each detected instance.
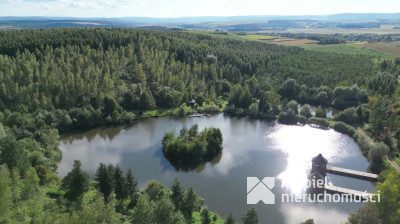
[247,177,275,204]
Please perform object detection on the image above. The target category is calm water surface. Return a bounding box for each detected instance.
[58,114,375,224]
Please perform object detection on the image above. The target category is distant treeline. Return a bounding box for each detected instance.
[337,22,381,29]
[340,33,400,42]
[274,33,345,44]
[267,32,400,43]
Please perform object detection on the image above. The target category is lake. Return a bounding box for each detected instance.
[58,114,376,224]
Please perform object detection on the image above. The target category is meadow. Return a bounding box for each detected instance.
[186,30,398,60]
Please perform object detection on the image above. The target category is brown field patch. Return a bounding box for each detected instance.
[363,41,400,57]
[269,38,318,45]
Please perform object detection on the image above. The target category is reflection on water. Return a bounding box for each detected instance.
[269,125,352,194]
[58,114,375,224]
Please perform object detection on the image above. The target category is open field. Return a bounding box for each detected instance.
[364,41,400,57]
[186,30,398,59]
[239,34,397,59]
[269,38,318,45]
[289,43,396,59]
[186,30,254,41]
[241,34,276,40]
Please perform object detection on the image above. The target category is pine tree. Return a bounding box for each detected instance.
[201,208,211,224]
[125,168,139,204]
[131,194,154,224]
[171,177,184,211]
[114,165,127,202]
[95,163,114,203]
[224,213,236,224]
[239,86,252,109]
[241,208,259,224]
[139,90,156,110]
[182,187,201,221]
[61,160,89,201]
[154,196,185,224]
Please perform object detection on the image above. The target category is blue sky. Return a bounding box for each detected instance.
[0,0,399,18]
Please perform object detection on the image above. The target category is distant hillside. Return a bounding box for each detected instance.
[0,13,399,30]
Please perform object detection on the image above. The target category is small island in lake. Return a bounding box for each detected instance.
[162,124,223,171]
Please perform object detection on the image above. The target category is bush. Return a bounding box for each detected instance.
[354,133,373,156]
[248,103,259,117]
[223,104,236,114]
[315,106,326,118]
[286,100,299,114]
[173,104,194,117]
[348,203,381,224]
[278,109,298,125]
[332,122,356,136]
[223,104,247,117]
[297,115,307,125]
[197,104,220,114]
[46,188,66,199]
[332,85,368,109]
[120,112,136,124]
[308,117,330,129]
[300,104,312,118]
[334,107,359,124]
[368,142,389,173]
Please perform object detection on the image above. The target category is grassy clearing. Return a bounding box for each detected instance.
[271,38,318,45]
[186,30,281,43]
[186,30,252,42]
[243,34,276,40]
[292,43,396,60]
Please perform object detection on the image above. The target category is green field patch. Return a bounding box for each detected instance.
[297,43,396,60]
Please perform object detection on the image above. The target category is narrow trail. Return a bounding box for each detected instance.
[356,128,400,172]
[385,156,400,173]
[356,128,374,145]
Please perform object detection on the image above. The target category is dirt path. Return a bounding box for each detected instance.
[357,128,400,172]
[385,156,400,173]
[356,128,375,145]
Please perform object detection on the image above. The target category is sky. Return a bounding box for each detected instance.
[0,0,399,18]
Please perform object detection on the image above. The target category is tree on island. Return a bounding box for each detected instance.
[162,124,223,171]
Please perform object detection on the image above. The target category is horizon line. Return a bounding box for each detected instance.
[0,12,400,20]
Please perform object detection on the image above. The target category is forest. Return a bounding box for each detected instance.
[0,28,399,223]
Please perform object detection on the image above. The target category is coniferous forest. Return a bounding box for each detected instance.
[0,28,400,223]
